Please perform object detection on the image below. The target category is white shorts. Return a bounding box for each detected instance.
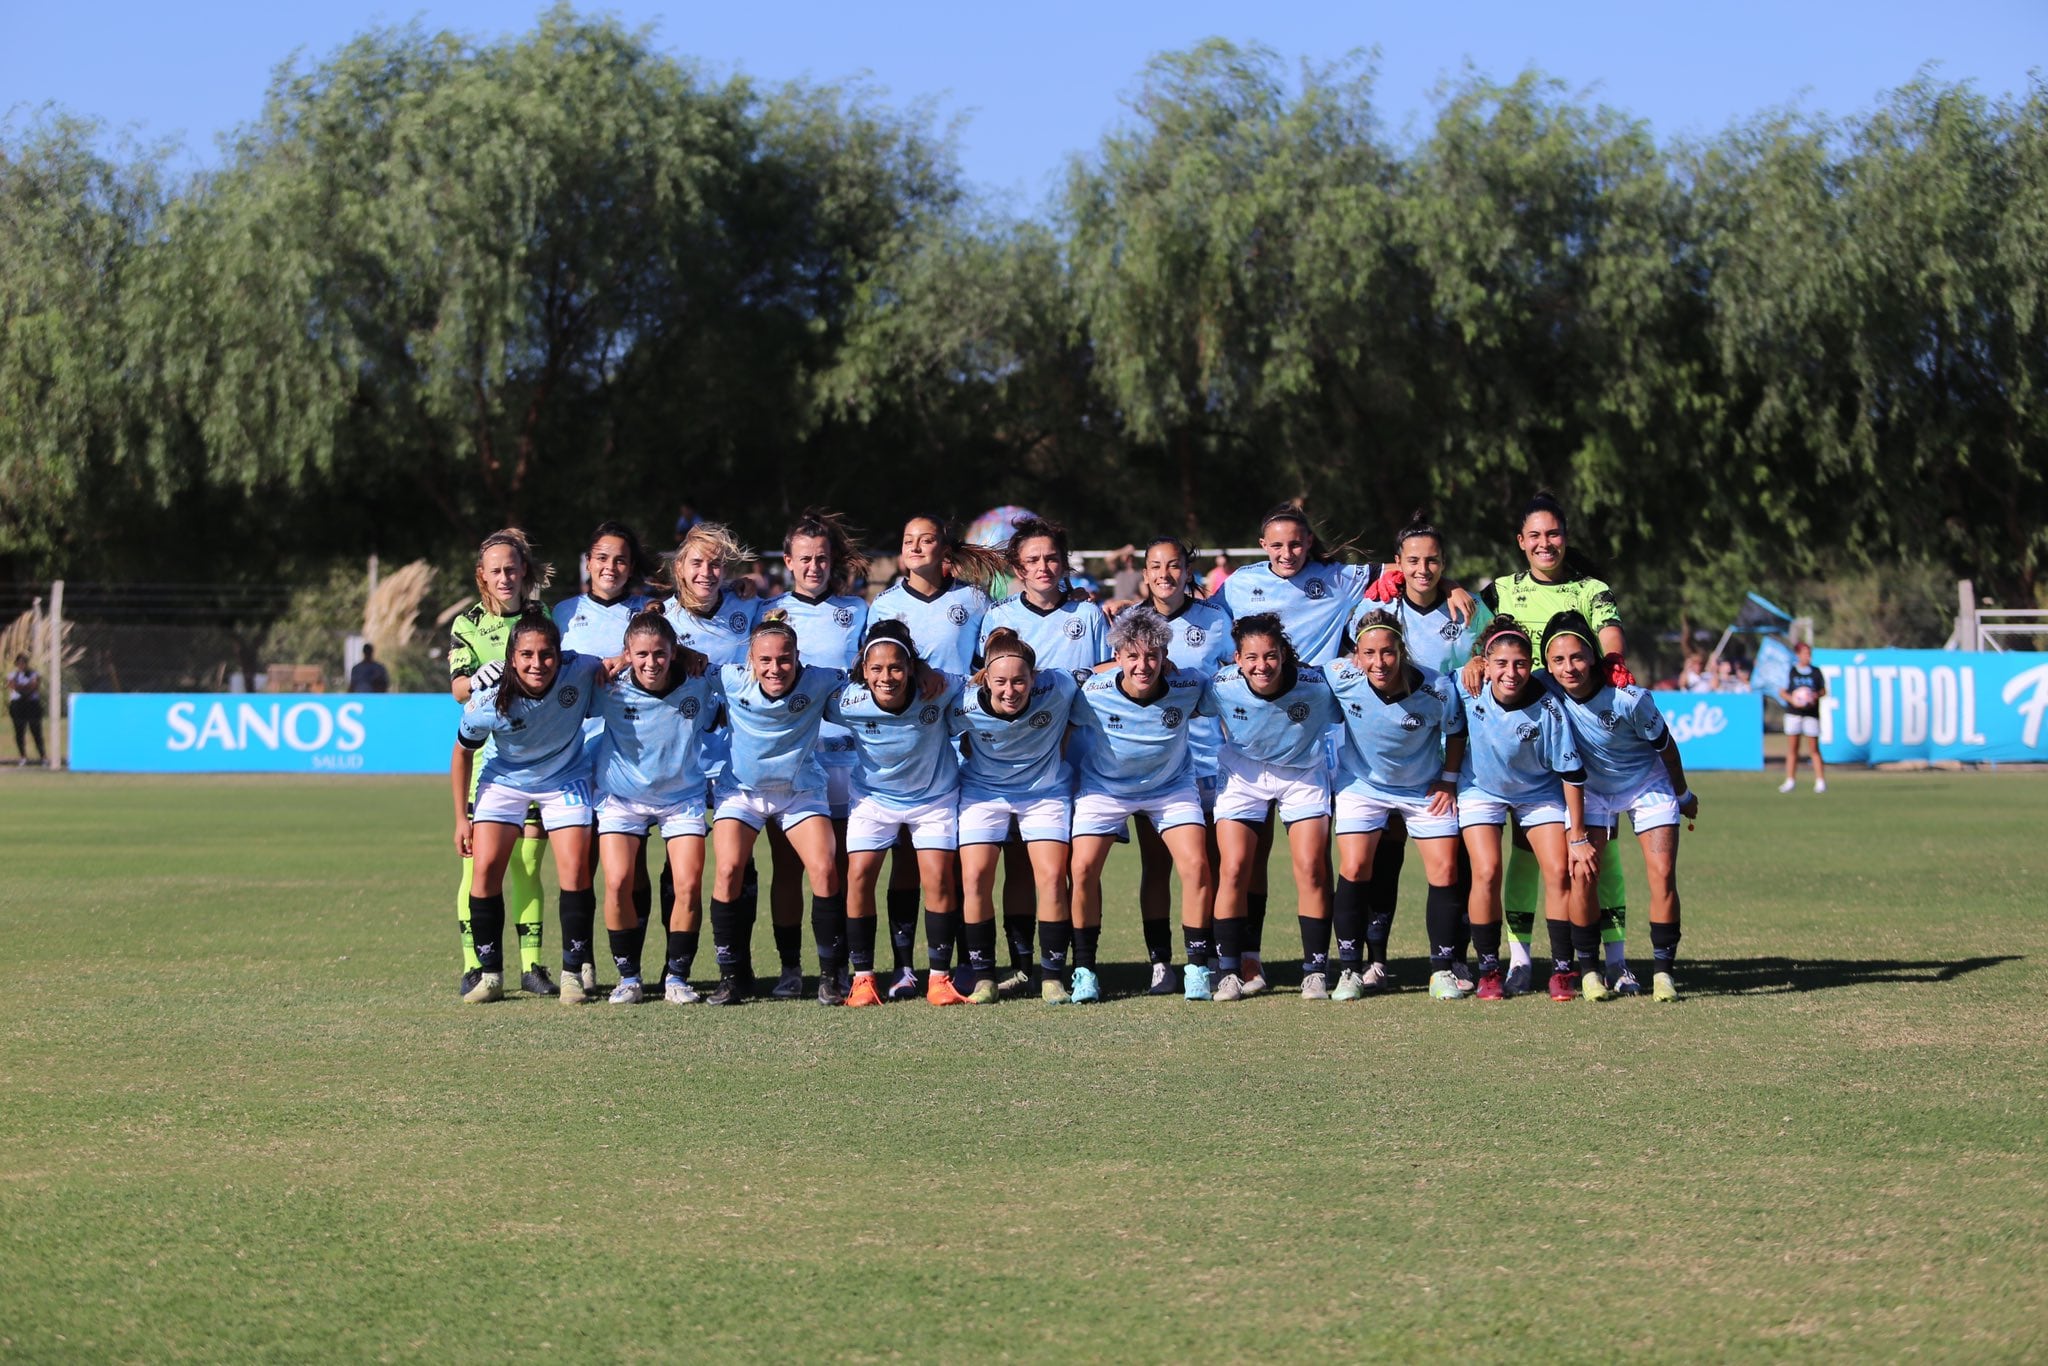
[1586,773,1681,833]
[1334,781,1459,840]
[474,777,592,832]
[846,792,959,853]
[712,782,830,833]
[1213,748,1331,826]
[595,791,707,839]
[1073,782,1206,839]
[1456,788,1568,830]
[1783,715,1820,737]
[958,789,1073,846]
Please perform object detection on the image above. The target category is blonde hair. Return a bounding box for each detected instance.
[662,521,754,618]
[474,529,553,616]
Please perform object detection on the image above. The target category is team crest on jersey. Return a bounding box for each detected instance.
[1305,578,1329,600]
[559,686,580,708]
[1596,709,1623,730]
[920,704,940,724]
[1184,626,1206,648]
[728,611,746,632]
[833,607,853,629]
[1070,668,1091,685]
[1400,712,1424,731]
[1028,712,1052,729]
[1516,722,1540,741]
[789,694,811,713]
[1439,620,1460,640]
[1162,706,1184,730]
[680,697,701,720]
[947,604,969,626]
[1064,619,1085,640]
[1286,702,1312,723]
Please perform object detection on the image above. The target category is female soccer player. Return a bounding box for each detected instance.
[1778,639,1828,794]
[1459,617,1598,1002]
[661,521,762,667]
[1066,605,1217,1004]
[1209,615,1339,1002]
[828,621,969,1007]
[767,510,871,998]
[7,653,44,766]
[707,613,848,1006]
[980,517,1110,674]
[1542,612,1696,1002]
[449,529,558,1001]
[593,611,724,1005]
[450,612,602,1004]
[954,628,1082,1004]
[1327,611,1468,1000]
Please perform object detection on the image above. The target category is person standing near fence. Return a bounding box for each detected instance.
[347,645,390,694]
[8,654,45,766]
[1778,640,1828,794]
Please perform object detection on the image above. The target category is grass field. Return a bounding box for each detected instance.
[2,769,2044,1362]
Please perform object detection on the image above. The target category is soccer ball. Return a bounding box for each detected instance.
[1789,686,1816,710]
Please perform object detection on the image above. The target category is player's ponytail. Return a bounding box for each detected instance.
[496,609,562,717]
[749,608,800,654]
[904,513,1008,592]
[981,626,1037,672]
[1395,510,1446,560]
[475,529,554,615]
[1258,502,1369,567]
[784,508,870,597]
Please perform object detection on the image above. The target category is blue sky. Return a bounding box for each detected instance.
[6,1,2041,208]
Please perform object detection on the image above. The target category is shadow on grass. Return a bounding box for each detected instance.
[1662,954,2023,996]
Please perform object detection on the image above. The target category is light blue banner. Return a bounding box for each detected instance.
[70,693,459,773]
[1812,650,2048,765]
[1649,692,1763,770]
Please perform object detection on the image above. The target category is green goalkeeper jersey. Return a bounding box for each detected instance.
[448,603,522,681]
[1479,570,1622,641]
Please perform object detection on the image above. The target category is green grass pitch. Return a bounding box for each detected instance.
[2,769,2043,1361]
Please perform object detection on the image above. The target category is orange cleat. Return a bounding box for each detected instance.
[846,972,883,1008]
[925,971,970,1006]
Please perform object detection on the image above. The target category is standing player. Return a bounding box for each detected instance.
[592,611,723,1004]
[1208,615,1339,1002]
[1459,618,1598,1001]
[954,629,1083,1004]
[449,530,557,1001]
[1327,611,1468,1000]
[1778,640,1828,794]
[449,612,602,1004]
[1542,612,1696,1001]
[1065,606,1217,1005]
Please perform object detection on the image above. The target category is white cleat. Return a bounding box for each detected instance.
[663,977,701,1004]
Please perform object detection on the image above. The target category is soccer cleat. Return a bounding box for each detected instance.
[1449,961,1476,991]
[1652,971,1680,1002]
[926,971,971,1006]
[1475,969,1505,1001]
[1042,976,1072,1005]
[1330,968,1366,1001]
[609,979,644,1005]
[1582,970,1614,1002]
[886,966,921,1001]
[1503,962,1532,997]
[458,968,483,1000]
[580,961,598,996]
[1240,957,1268,996]
[1613,967,1642,996]
[996,969,1032,997]
[1428,969,1469,1000]
[1183,963,1213,1001]
[1148,962,1176,995]
[1299,971,1330,1001]
[770,965,804,1000]
[1069,966,1101,1004]
[1548,970,1580,1002]
[1360,962,1393,995]
[521,966,560,998]
[1778,778,1796,793]
[559,968,589,1005]
[664,976,701,1005]
[461,972,504,1004]
[846,973,883,1008]
[1813,779,1827,794]
[1212,972,1244,1002]
[705,975,747,1006]
[816,971,846,1007]
[967,978,998,1005]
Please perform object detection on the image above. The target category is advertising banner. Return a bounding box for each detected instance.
[1812,650,2048,765]
[70,694,458,774]
[1649,692,1762,771]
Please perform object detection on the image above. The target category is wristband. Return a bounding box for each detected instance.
[1438,769,1459,783]
[1569,836,1592,847]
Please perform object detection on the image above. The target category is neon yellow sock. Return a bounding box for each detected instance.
[510,837,547,972]
[1503,845,1540,945]
[456,856,481,972]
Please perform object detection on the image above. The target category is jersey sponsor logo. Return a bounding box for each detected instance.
[833,606,854,629]
[680,697,701,720]
[1162,706,1184,730]
[947,604,969,626]
[559,686,580,708]
[1286,702,1312,723]
[920,704,940,724]
[1028,712,1053,729]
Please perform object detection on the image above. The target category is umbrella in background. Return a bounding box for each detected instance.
[965,505,1038,548]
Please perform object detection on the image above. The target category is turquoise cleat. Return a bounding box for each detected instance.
[1182,963,1213,1001]
[1069,966,1101,1004]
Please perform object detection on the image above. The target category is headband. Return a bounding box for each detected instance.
[861,636,913,667]
[1484,625,1532,654]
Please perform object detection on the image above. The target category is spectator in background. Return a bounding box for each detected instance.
[1203,552,1230,598]
[1714,658,1749,693]
[1680,652,1710,692]
[1108,546,1143,606]
[8,653,45,766]
[1778,639,1828,794]
[348,644,391,694]
[673,498,701,546]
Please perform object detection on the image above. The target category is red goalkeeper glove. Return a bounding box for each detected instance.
[1365,570,1404,603]
[1604,653,1636,688]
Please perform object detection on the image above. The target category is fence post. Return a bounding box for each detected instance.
[1955,579,1976,652]
[48,579,65,768]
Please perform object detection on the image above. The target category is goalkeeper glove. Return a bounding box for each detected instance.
[470,660,504,692]
[1364,570,1404,603]
[1603,653,1636,688]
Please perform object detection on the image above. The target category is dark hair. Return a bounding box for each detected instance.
[981,625,1038,672]
[1478,615,1535,659]
[497,609,563,716]
[1518,490,1569,537]
[624,609,678,649]
[1005,517,1072,592]
[1230,612,1301,673]
[901,513,1008,591]
[587,520,660,588]
[860,618,918,668]
[1257,502,1366,566]
[1395,509,1446,558]
[1540,610,1598,663]
[1141,535,1208,601]
[784,508,871,597]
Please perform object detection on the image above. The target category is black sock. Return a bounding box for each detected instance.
[609,926,641,981]
[924,909,957,973]
[1298,914,1331,978]
[1003,914,1036,970]
[709,898,744,975]
[1546,919,1575,974]
[1364,889,1392,967]
[886,888,920,971]
[1244,892,1268,955]
[1472,921,1502,975]
[1333,876,1368,968]
[848,915,878,974]
[559,888,597,973]
[632,875,652,928]
[1651,915,1682,972]
[1039,920,1071,979]
[964,919,998,980]
[1366,836,1402,964]
[1142,916,1172,967]
[1505,906,1536,941]
[1075,924,1101,969]
[810,894,847,975]
[1424,883,1462,971]
[1215,917,1244,969]
[469,894,506,972]
[664,928,699,981]
[773,922,802,973]
[658,862,676,930]
[1182,924,1211,968]
[1571,921,1601,973]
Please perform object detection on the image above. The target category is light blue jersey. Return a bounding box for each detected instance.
[594,666,724,806]
[663,590,761,666]
[1328,662,1467,797]
[955,668,1080,797]
[459,652,604,790]
[1157,597,1234,777]
[979,595,1110,679]
[868,578,991,676]
[719,662,847,793]
[1212,664,1343,768]
[826,673,966,808]
[553,591,656,659]
[1070,666,1216,797]
[1460,684,1584,806]
[1222,560,1379,666]
[1544,675,1668,796]
[1361,593,1491,675]
[781,590,869,768]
